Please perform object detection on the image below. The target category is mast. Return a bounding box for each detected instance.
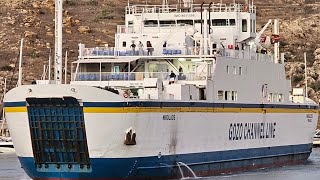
[273,19,279,63]
[54,0,63,84]
[17,38,24,86]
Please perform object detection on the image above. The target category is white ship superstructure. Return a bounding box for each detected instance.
[3,0,318,179]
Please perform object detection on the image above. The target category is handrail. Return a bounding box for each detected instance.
[126,3,256,14]
[72,71,201,82]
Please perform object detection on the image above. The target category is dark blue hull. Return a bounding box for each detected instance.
[18,143,312,180]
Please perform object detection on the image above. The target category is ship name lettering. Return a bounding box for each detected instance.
[174,14,195,18]
[229,122,276,141]
[163,114,176,120]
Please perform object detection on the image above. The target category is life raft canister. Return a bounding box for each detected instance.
[271,34,280,44]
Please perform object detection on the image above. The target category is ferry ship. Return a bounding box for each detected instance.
[4,0,319,179]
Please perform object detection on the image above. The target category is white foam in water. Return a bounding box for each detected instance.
[177,162,198,179]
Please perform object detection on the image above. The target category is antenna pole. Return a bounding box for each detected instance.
[17,38,24,86]
[304,52,308,98]
[200,2,204,34]
[48,48,51,81]
[208,2,212,34]
[54,0,63,84]
[65,51,68,84]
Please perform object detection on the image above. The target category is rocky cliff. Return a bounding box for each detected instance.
[0,0,319,104]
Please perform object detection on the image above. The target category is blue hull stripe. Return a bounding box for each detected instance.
[18,143,312,179]
[4,101,27,107]
[4,101,318,110]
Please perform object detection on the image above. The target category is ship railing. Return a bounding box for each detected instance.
[81,46,202,57]
[72,72,204,82]
[80,47,272,61]
[126,3,255,14]
[82,47,116,56]
[126,5,178,14]
[223,49,274,62]
[117,25,135,34]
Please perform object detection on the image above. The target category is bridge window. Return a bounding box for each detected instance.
[144,20,158,27]
[177,20,193,25]
[239,67,242,75]
[229,19,236,26]
[242,19,247,32]
[212,19,227,26]
[160,20,176,26]
[122,41,127,47]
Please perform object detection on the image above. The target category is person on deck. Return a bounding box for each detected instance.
[138,41,144,55]
[147,41,153,55]
[130,41,136,55]
[163,41,167,50]
[169,71,176,84]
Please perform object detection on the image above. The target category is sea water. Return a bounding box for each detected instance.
[1,147,320,180]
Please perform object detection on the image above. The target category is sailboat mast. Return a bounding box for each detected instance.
[54,0,63,84]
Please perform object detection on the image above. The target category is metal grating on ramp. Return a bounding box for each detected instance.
[26,97,90,169]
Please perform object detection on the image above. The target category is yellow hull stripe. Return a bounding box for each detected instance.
[4,107,27,113]
[4,106,318,114]
[83,107,318,114]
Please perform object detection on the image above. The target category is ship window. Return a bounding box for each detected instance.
[212,19,227,26]
[253,20,256,33]
[229,19,236,26]
[224,91,228,100]
[122,41,127,47]
[144,20,158,27]
[218,90,224,100]
[268,93,272,102]
[273,93,278,102]
[242,19,247,32]
[250,19,253,32]
[239,67,242,75]
[227,91,232,100]
[226,66,229,74]
[128,21,133,25]
[279,94,283,102]
[232,91,237,101]
[195,20,203,24]
[233,66,237,74]
[114,66,120,73]
[177,20,193,25]
[159,20,176,26]
[212,44,217,49]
